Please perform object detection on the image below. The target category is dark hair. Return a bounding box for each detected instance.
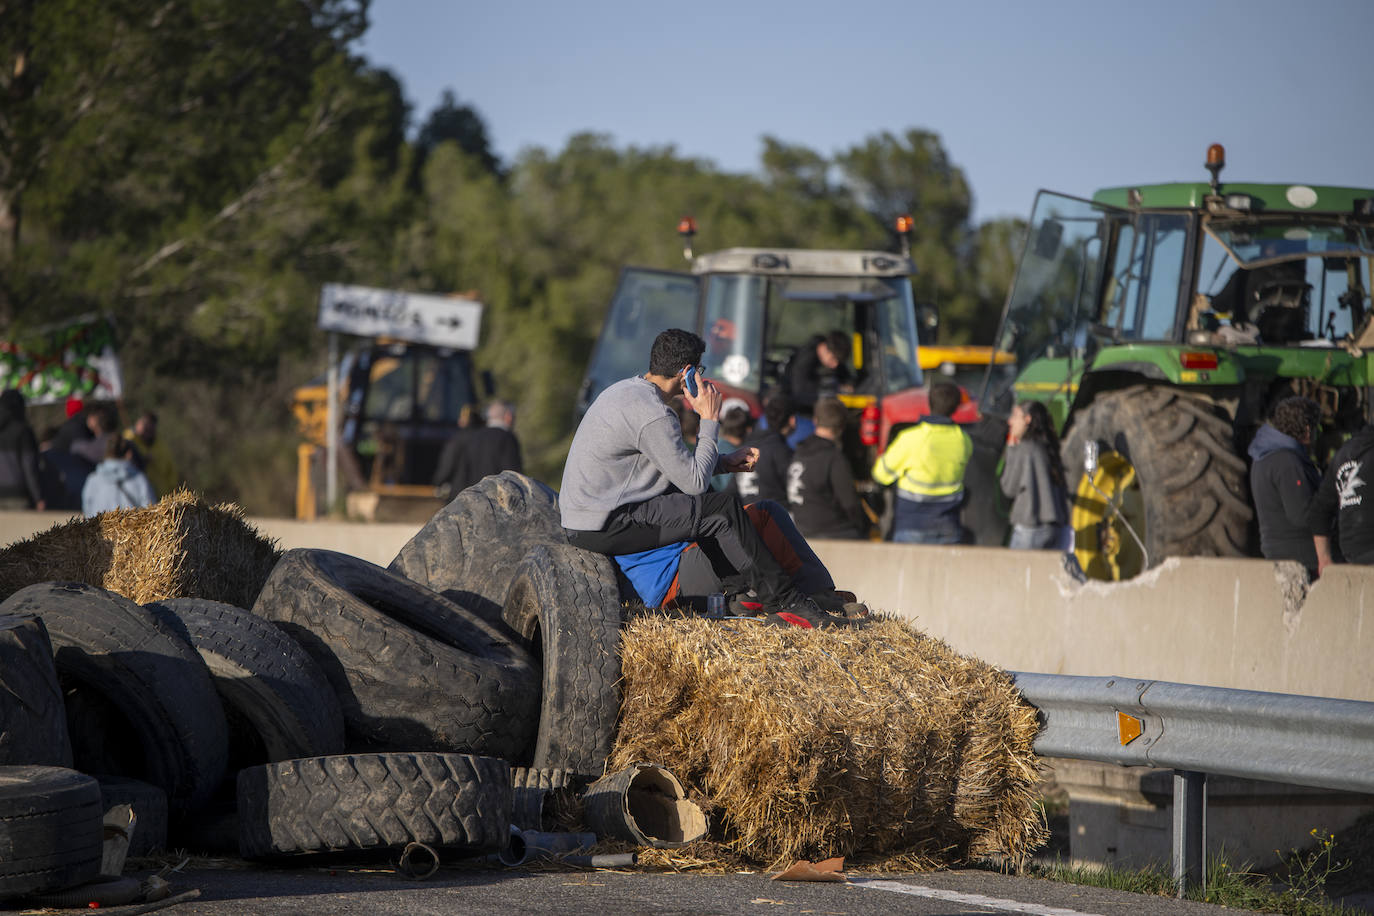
[0,389,23,422]
[821,330,851,363]
[762,392,793,433]
[105,434,136,461]
[928,382,962,418]
[1017,400,1067,493]
[91,403,120,435]
[1270,396,1320,442]
[814,397,848,432]
[721,406,752,439]
[649,329,705,378]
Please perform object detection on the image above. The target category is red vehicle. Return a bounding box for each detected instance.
[577,220,980,527]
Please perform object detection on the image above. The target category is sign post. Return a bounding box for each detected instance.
[314,284,484,517]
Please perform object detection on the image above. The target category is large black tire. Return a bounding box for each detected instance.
[0,614,72,767]
[502,545,623,774]
[145,597,345,764]
[0,766,103,900]
[237,753,510,858]
[389,471,567,627]
[0,583,228,817]
[95,775,168,858]
[252,549,539,756]
[1062,385,1252,580]
[509,766,592,832]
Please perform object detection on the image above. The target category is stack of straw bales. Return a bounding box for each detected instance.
[612,615,1046,869]
[0,490,280,608]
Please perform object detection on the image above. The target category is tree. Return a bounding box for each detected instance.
[413,90,500,180]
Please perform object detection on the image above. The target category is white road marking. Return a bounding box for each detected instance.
[851,878,1107,916]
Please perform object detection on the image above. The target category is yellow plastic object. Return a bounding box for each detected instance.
[1071,448,1147,581]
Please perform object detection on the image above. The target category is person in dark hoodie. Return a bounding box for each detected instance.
[728,392,794,505]
[0,389,45,510]
[786,397,869,539]
[1307,419,1374,574]
[1248,396,1323,575]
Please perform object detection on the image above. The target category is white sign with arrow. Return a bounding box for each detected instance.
[317,283,482,350]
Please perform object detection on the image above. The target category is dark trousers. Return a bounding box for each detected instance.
[566,490,802,606]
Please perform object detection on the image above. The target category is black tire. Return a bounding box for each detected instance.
[0,583,228,817]
[251,549,539,756]
[0,614,72,767]
[502,545,623,773]
[509,766,592,832]
[237,753,510,858]
[389,471,567,627]
[145,597,345,764]
[0,766,103,900]
[95,775,168,858]
[1062,385,1252,579]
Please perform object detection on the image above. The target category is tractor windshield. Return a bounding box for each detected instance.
[984,192,1117,414]
[1200,218,1372,343]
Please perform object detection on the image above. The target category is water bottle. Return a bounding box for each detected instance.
[706,593,727,618]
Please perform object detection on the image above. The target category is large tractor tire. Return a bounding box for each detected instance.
[389,472,566,628]
[0,615,72,768]
[237,753,510,858]
[1061,385,1252,581]
[502,544,623,774]
[0,583,229,818]
[252,549,539,756]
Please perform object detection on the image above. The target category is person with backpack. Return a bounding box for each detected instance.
[82,436,157,516]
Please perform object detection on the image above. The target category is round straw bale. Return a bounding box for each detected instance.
[0,489,280,607]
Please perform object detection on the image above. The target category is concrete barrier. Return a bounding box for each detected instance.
[3,511,1370,702]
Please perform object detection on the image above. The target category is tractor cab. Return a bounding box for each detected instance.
[982,142,1374,579]
[578,220,978,509]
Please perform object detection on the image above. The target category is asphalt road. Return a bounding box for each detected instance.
[25,861,1281,916]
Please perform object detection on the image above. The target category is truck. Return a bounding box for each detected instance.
[982,144,1373,579]
[577,218,980,531]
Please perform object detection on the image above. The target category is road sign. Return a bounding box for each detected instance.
[317,283,482,350]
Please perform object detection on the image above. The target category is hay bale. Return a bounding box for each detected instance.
[0,489,281,608]
[611,615,1047,869]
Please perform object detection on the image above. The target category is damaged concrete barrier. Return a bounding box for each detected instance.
[583,764,707,849]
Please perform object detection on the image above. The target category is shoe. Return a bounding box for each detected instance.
[808,588,860,614]
[729,594,766,616]
[765,596,852,629]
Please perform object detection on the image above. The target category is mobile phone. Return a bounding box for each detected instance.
[684,365,699,397]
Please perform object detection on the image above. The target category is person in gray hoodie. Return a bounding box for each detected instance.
[561,328,829,617]
[1248,396,1322,574]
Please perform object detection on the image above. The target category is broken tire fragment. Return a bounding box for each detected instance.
[583,764,707,849]
[0,614,72,767]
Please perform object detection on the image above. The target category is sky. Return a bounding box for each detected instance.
[358,0,1374,226]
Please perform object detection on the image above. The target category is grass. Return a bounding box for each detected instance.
[1026,828,1367,916]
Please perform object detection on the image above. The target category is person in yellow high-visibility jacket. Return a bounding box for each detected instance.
[871,382,972,544]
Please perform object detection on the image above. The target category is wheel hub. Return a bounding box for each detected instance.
[1070,448,1147,581]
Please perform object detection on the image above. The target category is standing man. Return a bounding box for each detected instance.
[1307,420,1374,573]
[560,328,830,618]
[786,397,869,540]
[1247,396,1322,575]
[434,400,523,497]
[871,382,973,544]
[124,410,180,498]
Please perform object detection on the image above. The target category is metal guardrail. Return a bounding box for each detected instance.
[1011,672,1374,895]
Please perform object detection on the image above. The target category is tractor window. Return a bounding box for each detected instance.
[701,274,765,393]
[1200,220,1372,343]
[579,268,699,413]
[416,350,475,424]
[875,287,922,394]
[986,192,1119,412]
[1101,213,1189,341]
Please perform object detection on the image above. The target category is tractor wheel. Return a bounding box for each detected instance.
[1061,385,1251,581]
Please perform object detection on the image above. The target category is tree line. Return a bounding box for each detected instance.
[1,0,1025,515]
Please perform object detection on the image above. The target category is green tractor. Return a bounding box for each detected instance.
[982,144,1374,580]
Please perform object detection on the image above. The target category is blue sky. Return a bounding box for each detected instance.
[359,0,1373,225]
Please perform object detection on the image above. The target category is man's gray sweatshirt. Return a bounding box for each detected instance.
[560,376,720,531]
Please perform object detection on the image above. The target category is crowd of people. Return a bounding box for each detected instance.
[0,392,176,517]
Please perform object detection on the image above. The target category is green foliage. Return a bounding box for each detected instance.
[2,6,1027,512]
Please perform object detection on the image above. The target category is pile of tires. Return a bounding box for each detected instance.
[0,472,633,899]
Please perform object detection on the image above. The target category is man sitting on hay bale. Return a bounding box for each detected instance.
[561,328,858,627]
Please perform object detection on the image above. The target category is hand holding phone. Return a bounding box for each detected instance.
[683,365,699,397]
